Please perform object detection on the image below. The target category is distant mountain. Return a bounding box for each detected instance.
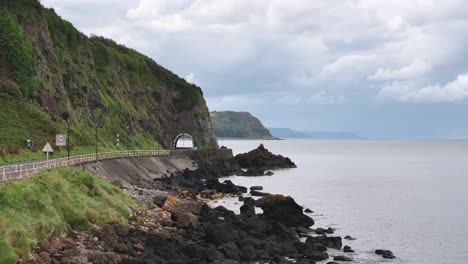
[210,111,277,139]
[268,128,361,139]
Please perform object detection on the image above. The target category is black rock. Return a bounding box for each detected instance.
[306,236,342,249]
[333,255,353,261]
[243,197,256,206]
[243,169,265,176]
[304,208,313,213]
[250,186,264,191]
[240,203,255,216]
[376,249,396,259]
[375,249,394,256]
[264,171,274,176]
[235,144,297,169]
[256,195,314,227]
[250,190,271,197]
[314,227,333,235]
[344,235,356,240]
[343,245,354,253]
[218,242,240,260]
[204,224,241,246]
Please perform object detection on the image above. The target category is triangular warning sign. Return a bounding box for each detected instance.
[42,142,53,153]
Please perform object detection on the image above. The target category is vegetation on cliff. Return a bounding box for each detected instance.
[210,111,275,139]
[0,0,217,161]
[0,167,137,263]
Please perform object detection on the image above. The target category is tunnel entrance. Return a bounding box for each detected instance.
[172,133,195,149]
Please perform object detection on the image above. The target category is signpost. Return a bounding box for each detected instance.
[56,134,66,157]
[42,142,53,161]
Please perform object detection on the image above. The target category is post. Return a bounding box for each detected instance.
[2,167,5,182]
[126,125,129,155]
[67,119,71,158]
[95,124,98,155]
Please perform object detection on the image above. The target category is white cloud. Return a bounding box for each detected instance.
[185,73,197,84]
[368,59,431,81]
[379,73,468,103]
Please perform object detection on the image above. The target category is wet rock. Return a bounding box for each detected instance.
[333,255,353,261]
[204,224,241,246]
[235,144,297,169]
[244,169,265,176]
[174,212,199,228]
[306,236,342,249]
[344,235,356,240]
[152,194,168,207]
[205,179,247,194]
[264,171,274,176]
[343,245,354,253]
[250,190,271,197]
[240,203,256,216]
[250,186,263,191]
[304,208,313,213]
[376,249,396,259]
[256,195,314,227]
[218,242,240,260]
[314,227,334,235]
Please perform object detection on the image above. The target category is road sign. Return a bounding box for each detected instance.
[56,134,66,146]
[43,142,53,161]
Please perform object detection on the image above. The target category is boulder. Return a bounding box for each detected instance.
[174,212,199,228]
[264,171,274,176]
[234,144,297,170]
[376,249,396,259]
[304,208,313,213]
[306,236,342,249]
[250,190,271,197]
[256,195,314,227]
[204,224,241,246]
[250,186,263,191]
[162,195,204,215]
[343,245,354,253]
[218,242,240,260]
[240,203,256,216]
[205,179,247,194]
[243,169,265,176]
[344,235,356,240]
[333,255,353,261]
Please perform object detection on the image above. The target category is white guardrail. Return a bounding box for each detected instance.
[0,149,171,183]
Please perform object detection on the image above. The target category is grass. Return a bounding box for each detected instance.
[0,167,138,262]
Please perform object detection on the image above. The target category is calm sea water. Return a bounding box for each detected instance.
[217,139,468,264]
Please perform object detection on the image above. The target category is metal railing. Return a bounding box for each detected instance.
[0,149,171,183]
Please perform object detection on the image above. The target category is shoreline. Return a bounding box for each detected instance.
[24,145,396,263]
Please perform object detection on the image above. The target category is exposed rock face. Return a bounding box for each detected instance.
[0,0,218,150]
[235,144,297,169]
[256,194,314,227]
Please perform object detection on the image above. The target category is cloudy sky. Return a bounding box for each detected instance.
[42,0,468,138]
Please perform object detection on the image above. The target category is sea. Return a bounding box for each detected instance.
[215,139,468,264]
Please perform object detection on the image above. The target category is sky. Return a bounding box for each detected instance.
[41,0,468,138]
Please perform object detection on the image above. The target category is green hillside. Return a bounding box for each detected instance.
[0,167,138,262]
[0,0,217,161]
[210,111,276,139]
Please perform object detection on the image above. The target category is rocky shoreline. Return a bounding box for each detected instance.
[25,145,395,263]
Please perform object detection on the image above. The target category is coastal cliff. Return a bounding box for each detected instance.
[0,0,217,153]
[210,111,276,139]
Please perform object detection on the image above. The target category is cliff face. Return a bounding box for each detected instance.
[0,0,217,152]
[210,111,275,139]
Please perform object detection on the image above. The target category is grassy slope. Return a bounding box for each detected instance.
[0,167,138,263]
[210,111,274,139]
[0,0,213,162]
